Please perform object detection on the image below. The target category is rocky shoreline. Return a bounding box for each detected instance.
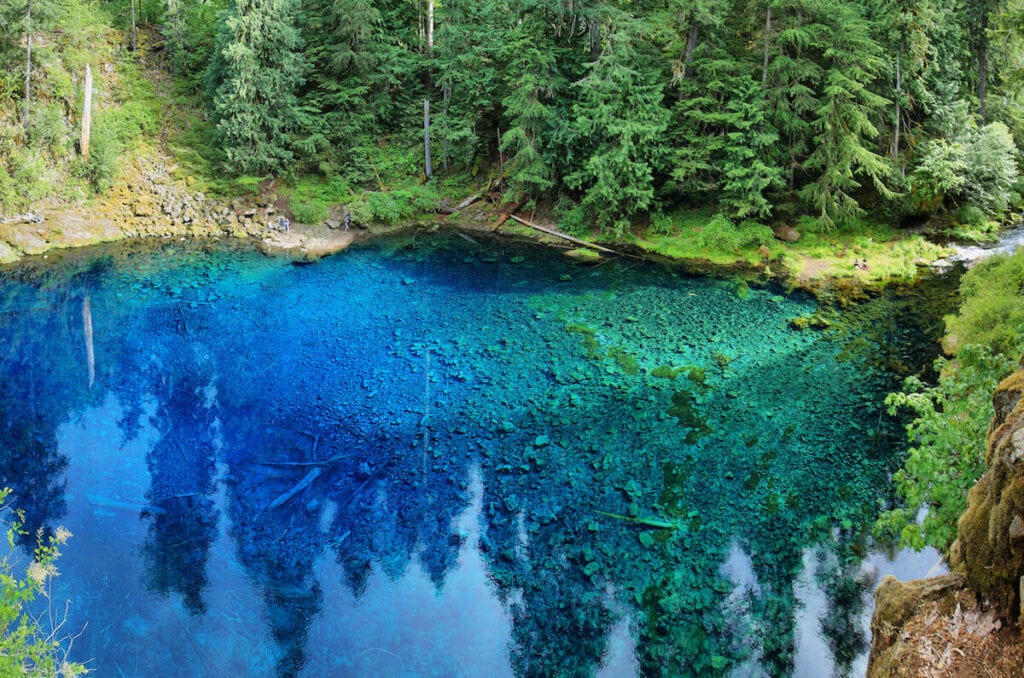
[0,155,979,304]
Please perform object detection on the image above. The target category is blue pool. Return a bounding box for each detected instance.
[0,234,950,676]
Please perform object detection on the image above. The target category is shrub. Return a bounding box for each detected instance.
[911,119,1019,215]
[877,250,1024,551]
[737,220,773,247]
[955,205,987,229]
[558,205,587,236]
[648,212,675,236]
[947,251,1024,357]
[0,488,87,677]
[696,213,741,251]
[85,117,123,194]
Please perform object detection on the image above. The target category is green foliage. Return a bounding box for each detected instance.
[564,17,670,238]
[85,100,158,193]
[287,176,351,224]
[207,0,304,174]
[878,250,1024,551]
[799,2,896,229]
[348,184,439,225]
[947,252,1024,356]
[911,119,1020,214]
[499,13,560,203]
[0,489,86,677]
[85,116,123,193]
[558,204,587,236]
[876,347,1015,550]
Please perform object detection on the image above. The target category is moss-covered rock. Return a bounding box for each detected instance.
[869,368,1024,675]
[868,573,966,673]
[950,368,1024,621]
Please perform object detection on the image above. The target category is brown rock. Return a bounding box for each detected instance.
[772,225,801,243]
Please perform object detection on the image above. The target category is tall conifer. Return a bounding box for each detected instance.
[208,0,304,174]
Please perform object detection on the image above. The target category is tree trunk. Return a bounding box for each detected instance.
[131,0,137,52]
[424,99,432,179]
[81,64,93,162]
[890,47,901,162]
[762,5,772,85]
[681,22,699,79]
[23,0,32,138]
[978,14,989,122]
[589,16,601,61]
[427,0,434,57]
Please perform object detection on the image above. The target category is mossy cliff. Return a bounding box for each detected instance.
[868,369,1024,675]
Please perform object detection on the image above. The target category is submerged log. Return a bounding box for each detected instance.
[257,453,348,469]
[267,467,322,511]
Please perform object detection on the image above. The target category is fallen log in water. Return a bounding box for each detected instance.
[257,454,349,469]
[267,467,322,511]
[507,215,631,257]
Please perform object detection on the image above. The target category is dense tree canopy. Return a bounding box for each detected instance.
[0,0,1021,232]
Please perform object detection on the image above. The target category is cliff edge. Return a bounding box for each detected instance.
[868,369,1024,676]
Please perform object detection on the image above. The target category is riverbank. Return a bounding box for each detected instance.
[0,152,966,302]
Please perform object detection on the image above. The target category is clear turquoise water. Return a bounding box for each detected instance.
[0,234,952,677]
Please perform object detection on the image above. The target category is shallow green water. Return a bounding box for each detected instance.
[0,234,952,676]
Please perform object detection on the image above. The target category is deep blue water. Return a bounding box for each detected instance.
[0,234,951,677]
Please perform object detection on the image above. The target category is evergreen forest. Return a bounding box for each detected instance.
[1,0,1023,237]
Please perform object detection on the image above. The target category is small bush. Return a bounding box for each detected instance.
[696,214,742,251]
[737,220,773,247]
[0,488,87,676]
[947,251,1024,357]
[559,205,587,235]
[290,200,329,225]
[955,205,987,229]
[85,117,124,193]
[649,212,675,236]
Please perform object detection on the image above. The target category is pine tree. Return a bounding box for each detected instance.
[665,19,783,219]
[564,15,670,236]
[499,12,562,203]
[797,1,896,228]
[208,0,304,174]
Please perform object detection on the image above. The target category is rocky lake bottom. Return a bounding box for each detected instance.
[0,233,955,676]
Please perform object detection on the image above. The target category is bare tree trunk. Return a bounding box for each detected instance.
[23,0,32,138]
[424,99,432,179]
[427,0,434,57]
[131,0,137,52]
[889,48,901,162]
[978,26,988,122]
[762,5,772,85]
[681,22,698,79]
[83,296,95,390]
[589,16,601,61]
[497,126,504,175]
[81,64,93,162]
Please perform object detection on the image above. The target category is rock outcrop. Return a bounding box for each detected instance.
[0,155,363,264]
[868,369,1024,675]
